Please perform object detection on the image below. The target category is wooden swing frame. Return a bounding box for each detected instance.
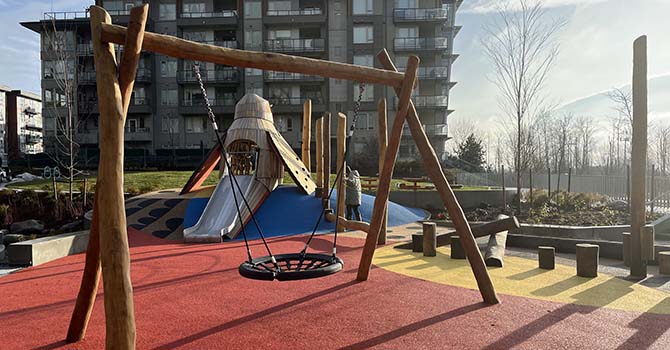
[67,5,499,349]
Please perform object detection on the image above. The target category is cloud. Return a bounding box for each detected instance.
[461,0,609,14]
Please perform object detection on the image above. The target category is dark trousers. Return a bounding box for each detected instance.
[346,205,361,221]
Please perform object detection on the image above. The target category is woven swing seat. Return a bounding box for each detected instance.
[239,253,344,281]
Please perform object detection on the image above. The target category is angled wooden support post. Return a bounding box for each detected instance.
[67,4,148,344]
[377,49,499,304]
[302,99,312,172]
[322,112,331,208]
[357,55,420,281]
[315,117,323,197]
[336,112,347,231]
[377,98,388,245]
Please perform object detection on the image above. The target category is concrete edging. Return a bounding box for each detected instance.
[7,230,89,266]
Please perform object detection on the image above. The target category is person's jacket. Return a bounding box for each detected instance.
[345,170,362,206]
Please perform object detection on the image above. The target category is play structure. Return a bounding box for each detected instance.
[67,3,499,348]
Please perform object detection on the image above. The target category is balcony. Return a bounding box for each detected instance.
[125,127,152,142]
[394,37,449,51]
[402,124,448,138]
[77,42,93,55]
[177,10,238,26]
[25,122,43,131]
[393,8,449,22]
[135,68,152,83]
[264,7,325,24]
[264,38,325,53]
[128,98,152,114]
[179,97,237,115]
[396,95,449,109]
[25,134,42,145]
[264,71,324,82]
[268,96,323,106]
[415,67,449,80]
[176,69,239,84]
[77,129,98,144]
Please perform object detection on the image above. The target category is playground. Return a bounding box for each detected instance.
[1,4,669,350]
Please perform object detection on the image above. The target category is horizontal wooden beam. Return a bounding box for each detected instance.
[100,23,405,88]
[325,212,370,233]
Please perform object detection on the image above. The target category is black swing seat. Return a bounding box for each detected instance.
[239,253,344,281]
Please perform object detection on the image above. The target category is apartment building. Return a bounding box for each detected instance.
[22,0,460,168]
[0,87,43,163]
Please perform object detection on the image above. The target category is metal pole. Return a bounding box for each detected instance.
[568,167,572,193]
[547,168,551,198]
[501,165,506,209]
[651,164,656,214]
[529,168,533,208]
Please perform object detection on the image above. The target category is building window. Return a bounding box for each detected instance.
[396,26,418,38]
[276,116,292,132]
[185,116,205,133]
[354,85,374,102]
[244,0,261,18]
[183,2,206,14]
[353,0,373,15]
[246,68,262,76]
[246,86,263,96]
[268,1,291,12]
[159,3,176,20]
[244,30,262,46]
[354,112,374,130]
[395,0,416,8]
[160,57,177,77]
[162,116,179,133]
[353,25,373,44]
[353,55,374,67]
[161,87,178,105]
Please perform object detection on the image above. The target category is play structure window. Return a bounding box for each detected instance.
[228,140,259,175]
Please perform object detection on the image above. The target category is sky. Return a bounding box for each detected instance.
[1,0,668,126]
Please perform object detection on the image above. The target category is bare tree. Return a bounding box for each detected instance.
[575,115,596,173]
[481,0,565,213]
[447,115,476,154]
[43,15,80,201]
[607,87,633,172]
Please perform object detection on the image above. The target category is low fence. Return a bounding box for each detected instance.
[457,170,670,211]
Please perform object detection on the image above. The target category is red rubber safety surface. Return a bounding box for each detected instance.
[1,228,670,349]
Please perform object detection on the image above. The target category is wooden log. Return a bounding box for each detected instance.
[538,246,555,270]
[450,236,466,260]
[576,243,599,278]
[423,222,437,257]
[315,117,323,197]
[471,216,519,239]
[322,112,331,209]
[484,231,507,267]
[377,98,388,245]
[658,251,670,275]
[325,211,370,233]
[630,35,648,278]
[336,113,347,232]
[90,6,136,349]
[356,55,420,282]
[66,196,101,342]
[67,6,148,343]
[376,50,499,304]
[100,23,404,88]
[302,99,312,172]
[642,224,655,261]
[622,232,631,267]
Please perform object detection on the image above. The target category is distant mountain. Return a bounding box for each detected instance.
[557,74,670,122]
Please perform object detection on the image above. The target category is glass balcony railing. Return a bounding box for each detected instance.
[183,40,239,48]
[181,98,237,107]
[268,96,324,105]
[415,67,449,79]
[76,43,93,55]
[266,8,322,16]
[176,69,239,83]
[393,8,448,21]
[264,71,324,81]
[264,38,325,52]
[394,37,449,50]
[402,124,449,137]
[125,127,151,134]
[179,10,238,19]
[396,95,449,108]
[130,98,150,106]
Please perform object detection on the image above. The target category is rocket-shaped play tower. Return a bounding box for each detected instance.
[183,93,316,243]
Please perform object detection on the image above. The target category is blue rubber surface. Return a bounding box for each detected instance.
[183,185,427,241]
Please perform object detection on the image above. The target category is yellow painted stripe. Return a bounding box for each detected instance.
[373,244,670,314]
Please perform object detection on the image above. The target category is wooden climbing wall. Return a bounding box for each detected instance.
[267,131,316,195]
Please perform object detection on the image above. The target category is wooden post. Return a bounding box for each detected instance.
[538,246,555,270]
[568,167,572,193]
[547,168,551,198]
[372,50,499,304]
[423,222,437,257]
[82,178,88,214]
[529,168,533,208]
[357,55,419,282]
[501,165,506,209]
[53,176,58,201]
[315,117,323,197]
[67,6,148,344]
[377,98,388,245]
[302,99,312,172]
[336,112,347,231]
[89,5,145,349]
[651,164,655,214]
[322,112,331,208]
[630,35,648,278]
[626,164,631,209]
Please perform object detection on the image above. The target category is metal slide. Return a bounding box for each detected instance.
[183,175,268,243]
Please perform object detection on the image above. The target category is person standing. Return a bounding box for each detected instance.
[345,166,362,221]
